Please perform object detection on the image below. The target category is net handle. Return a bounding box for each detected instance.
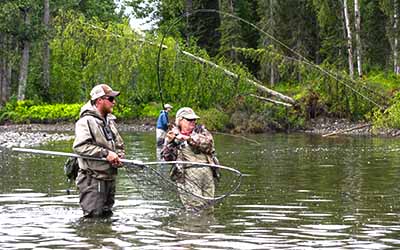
[12,147,243,177]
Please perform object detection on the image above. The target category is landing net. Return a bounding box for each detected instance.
[123,161,242,211]
[10,147,242,212]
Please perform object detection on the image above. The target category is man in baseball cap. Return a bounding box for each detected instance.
[73,83,124,218]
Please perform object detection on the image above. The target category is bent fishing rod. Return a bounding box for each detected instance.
[11,147,242,175]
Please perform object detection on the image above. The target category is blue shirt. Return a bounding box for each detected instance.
[156,110,169,131]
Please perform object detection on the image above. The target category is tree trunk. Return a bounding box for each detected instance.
[258,0,276,87]
[2,35,13,104]
[185,0,192,45]
[249,94,292,107]
[227,0,237,61]
[270,65,275,87]
[17,9,31,101]
[2,57,12,104]
[354,0,363,78]
[394,0,399,75]
[180,49,295,105]
[269,0,275,87]
[0,35,4,105]
[43,0,50,99]
[343,0,354,79]
[0,63,6,105]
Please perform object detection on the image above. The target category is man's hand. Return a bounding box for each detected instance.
[106,151,123,167]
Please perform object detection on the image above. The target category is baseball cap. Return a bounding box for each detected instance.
[176,107,200,120]
[164,103,173,109]
[90,84,120,100]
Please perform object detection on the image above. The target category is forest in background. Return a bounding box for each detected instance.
[0,0,400,132]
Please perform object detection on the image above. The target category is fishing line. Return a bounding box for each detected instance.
[213,131,261,145]
[72,14,384,109]
[78,17,292,106]
[156,9,386,109]
[251,49,389,104]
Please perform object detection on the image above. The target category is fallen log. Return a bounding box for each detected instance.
[248,94,293,107]
[180,50,296,105]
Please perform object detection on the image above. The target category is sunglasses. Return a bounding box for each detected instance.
[102,96,115,102]
[184,118,196,122]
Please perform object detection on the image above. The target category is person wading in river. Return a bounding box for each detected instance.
[156,103,173,160]
[161,107,219,211]
[73,84,125,218]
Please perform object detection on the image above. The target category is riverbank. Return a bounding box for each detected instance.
[0,119,155,133]
[303,118,400,137]
[0,120,154,148]
[1,118,399,148]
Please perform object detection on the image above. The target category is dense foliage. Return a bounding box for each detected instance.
[0,0,400,131]
[0,100,81,123]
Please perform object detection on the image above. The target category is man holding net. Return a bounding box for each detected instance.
[73,84,125,218]
[162,107,219,211]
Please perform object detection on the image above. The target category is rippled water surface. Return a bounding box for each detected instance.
[2,132,400,249]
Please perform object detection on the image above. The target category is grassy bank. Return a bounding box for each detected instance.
[0,99,298,133]
[2,71,400,134]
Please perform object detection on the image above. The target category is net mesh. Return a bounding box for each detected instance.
[123,162,242,212]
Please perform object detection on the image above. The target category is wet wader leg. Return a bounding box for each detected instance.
[201,168,215,211]
[202,167,215,198]
[178,167,212,211]
[103,180,116,216]
[156,129,166,161]
[76,172,107,217]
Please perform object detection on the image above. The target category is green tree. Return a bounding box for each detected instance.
[363,0,390,70]
[312,0,346,67]
[380,0,400,74]
[218,0,245,62]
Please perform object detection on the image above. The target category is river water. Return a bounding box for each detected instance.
[1,132,400,249]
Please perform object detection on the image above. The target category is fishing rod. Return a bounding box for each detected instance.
[12,147,144,166]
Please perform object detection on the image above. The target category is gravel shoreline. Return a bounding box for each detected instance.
[303,118,400,137]
[0,121,155,148]
[1,118,399,148]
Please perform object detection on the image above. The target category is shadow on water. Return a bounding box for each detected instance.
[2,132,400,248]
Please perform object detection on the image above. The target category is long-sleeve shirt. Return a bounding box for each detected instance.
[156,110,169,131]
[162,125,215,163]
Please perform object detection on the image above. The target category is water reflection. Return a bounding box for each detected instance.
[1,133,400,248]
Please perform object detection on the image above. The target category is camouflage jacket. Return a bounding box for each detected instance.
[161,125,215,163]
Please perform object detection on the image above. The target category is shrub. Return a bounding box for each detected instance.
[372,92,400,129]
[0,101,81,123]
[196,108,230,131]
